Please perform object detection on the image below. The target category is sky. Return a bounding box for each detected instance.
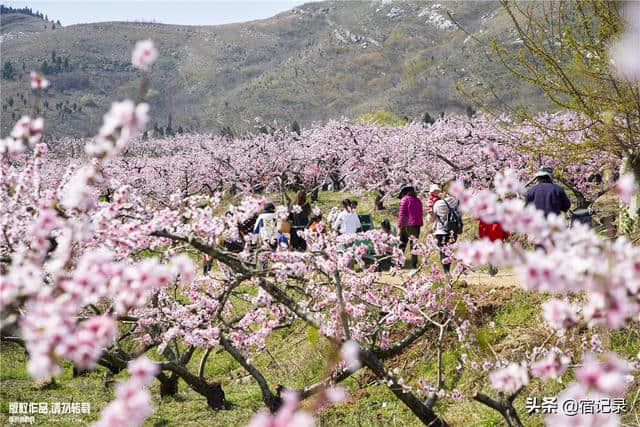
[3,1,313,26]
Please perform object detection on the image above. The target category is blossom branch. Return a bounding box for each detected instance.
[473,387,524,427]
[219,335,282,412]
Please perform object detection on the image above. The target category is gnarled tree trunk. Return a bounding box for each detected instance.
[158,372,179,397]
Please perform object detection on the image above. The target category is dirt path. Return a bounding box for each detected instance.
[373,267,521,289]
[464,269,520,288]
[200,260,521,289]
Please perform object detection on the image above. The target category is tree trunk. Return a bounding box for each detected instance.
[203,382,226,410]
[72,366,91,377]
[474,392,524,427]
[359,349,447,426]
[161,361,227,410]
[158,372,179,397]
[219,335,282,412]
[375,189,385,210]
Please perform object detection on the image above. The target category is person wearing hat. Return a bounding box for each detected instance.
[397,185,423,269]
[525,166,571,217]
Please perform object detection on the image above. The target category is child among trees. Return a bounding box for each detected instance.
[426,184,442,221]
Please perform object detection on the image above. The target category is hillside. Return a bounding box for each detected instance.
[0,1,553,138]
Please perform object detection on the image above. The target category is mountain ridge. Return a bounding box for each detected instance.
[0,1,553,139]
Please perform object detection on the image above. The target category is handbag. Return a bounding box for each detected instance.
[277,219,292,233]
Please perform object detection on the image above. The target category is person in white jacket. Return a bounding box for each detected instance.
[333,199,361,235]
[432,194,461,274]
[253,203,279,248]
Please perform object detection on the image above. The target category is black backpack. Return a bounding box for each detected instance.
[439,199,464,235]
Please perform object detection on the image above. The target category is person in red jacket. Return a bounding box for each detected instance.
[478,220,510,276]
[397,185,423,269]
[426,184,442,222]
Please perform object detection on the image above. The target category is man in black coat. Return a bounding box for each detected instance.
[525,166,571,216]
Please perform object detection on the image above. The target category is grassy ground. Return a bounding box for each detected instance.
[2,286,638,426]
[1,191,639,426]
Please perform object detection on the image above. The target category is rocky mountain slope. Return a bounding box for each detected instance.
[0,1,553,138]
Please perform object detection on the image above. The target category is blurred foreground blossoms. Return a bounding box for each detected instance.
[454,169,639,426]
[92,356,158,427]
[131,39,158,72]
[86,100,150,158]
[609,2,640,81]
[247,391,314,427]
[0,39,184,427]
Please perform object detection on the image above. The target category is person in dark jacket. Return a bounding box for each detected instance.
[289,190,311,251]
[525,166,571,216]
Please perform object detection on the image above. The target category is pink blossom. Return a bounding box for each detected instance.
[3,61,639,427]
[170,254,196,285]
[93,380,153,427]
[531,352,570,380]
[131,39,158,72]
[615,172,637,204]
[575,353,632,397]
[127,356,158,386]
[275,205,289,220]
[447,180,465,200]
[61,164,99,211]
[82,315,117,343]
[27,352,60,379]
[611,36,640,81]
[609,3,640,81]
[0,137,26,155]
[449,388,463,401]
[546,383,619,427]
[11,116,44,145]
[89,100,149,157]
[488,363,529,394]
[287,412,314,427]
[541,299,578,330]
[483,143,498,159]
[325,386,347,403]
[246,390,314,427]
[340,340,361,371]
[582,289,638,329]
[30,71,50,90]
[493,168,524,197]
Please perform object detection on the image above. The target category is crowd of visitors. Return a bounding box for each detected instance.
[201,166,572,278]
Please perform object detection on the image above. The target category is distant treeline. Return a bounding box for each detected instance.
[0,5,59,24]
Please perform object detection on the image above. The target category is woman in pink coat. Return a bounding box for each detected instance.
[397,185,423,269]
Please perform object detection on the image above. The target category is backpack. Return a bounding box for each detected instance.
[439,199,464,235]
